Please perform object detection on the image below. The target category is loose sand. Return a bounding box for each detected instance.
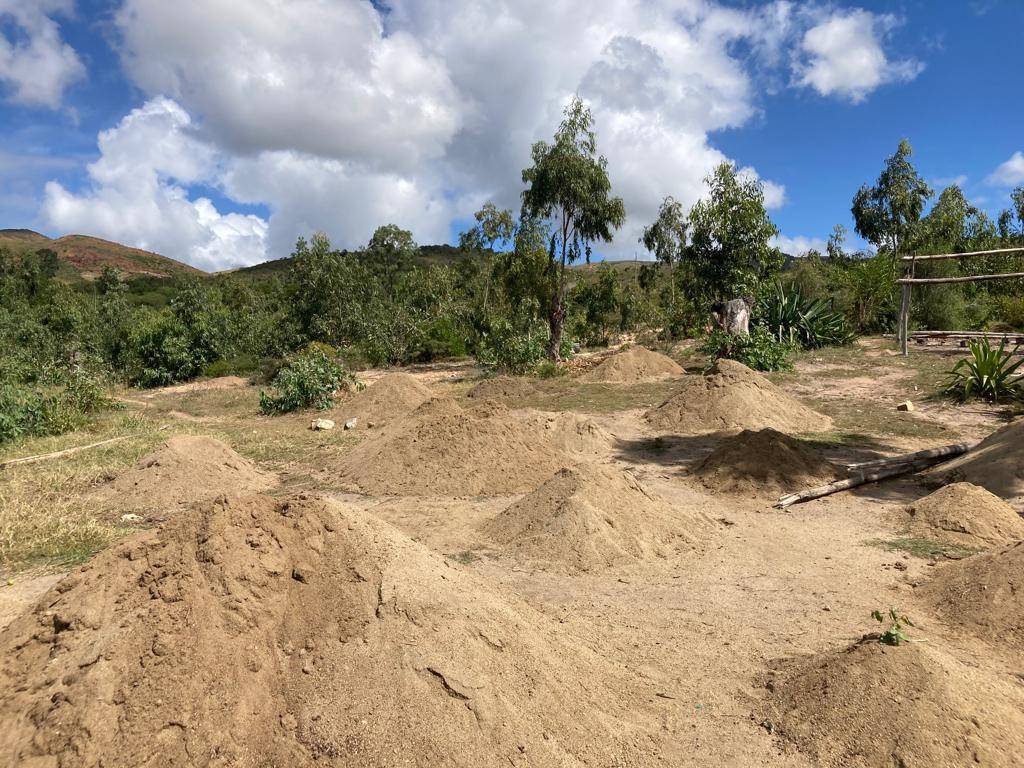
[899,482,1024,549]
[928,418,1024,507]
[482,464,713,572]
[694,428,840,497]
[919,539,1024,650]
[335,399,612,496]
[762,638,1024,767]
[92,435,275,517]
[465,376,538,401]
[645,359,832,434]
[330,372,433,427]
[0,493,662,767]
[582,346,684,383]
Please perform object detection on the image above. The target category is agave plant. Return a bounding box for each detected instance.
[757,281,853,349]
[944,338,1024,403]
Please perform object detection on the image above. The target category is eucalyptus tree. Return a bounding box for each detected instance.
[459,202,516,312]
[521,97,625,359]
[640,195,687,328]
[365,224,417,300]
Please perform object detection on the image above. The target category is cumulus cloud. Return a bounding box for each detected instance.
[773,234,827,256]
[41,98,267,271]
[986,152,1024,187]
[795,9,923,102]
[0,0,84,108]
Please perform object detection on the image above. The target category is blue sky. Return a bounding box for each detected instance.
[1,0,1022,270]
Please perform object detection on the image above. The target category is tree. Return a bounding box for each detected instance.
[459,203,516,312]
[640,195,687,328]
[851,139,932,262]
[686,162,781,319]
[365,224,417,299]
[521,97,625,359]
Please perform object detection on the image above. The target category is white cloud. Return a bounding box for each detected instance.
[773,234,827,256]
[986,152,1024,187]
[931,174,968,188]
[795,9,923,102]
[41,98,267,271]
[0,0,84,108]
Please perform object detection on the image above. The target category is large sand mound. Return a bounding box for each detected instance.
[919,540,1024,650]
[582,346,683,383]
[482,464,713,571]
[900,483,1024,549]
[94,435,275,515]
[335,399,611,496]
[645,359,832,434]
[695,428,840,496]
[928,419,1024,507]
[466,376,538,401]
[0,494,656,767]
[332,372,433,427]
[763,639,1024,767]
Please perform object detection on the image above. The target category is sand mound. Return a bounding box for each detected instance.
[482,465,713,571]
[0,493,658,767]
[919,540,1024,650]
[332,372,433,427]
[466,376,538,401]
[94,435,274,515]
[928,419,1024,507]
[900,483,1024,548]
[582,346,683,383]
[335,399,611,496]
[763,639,1024,767]
[645,359,832,434]
[695,428,840,496]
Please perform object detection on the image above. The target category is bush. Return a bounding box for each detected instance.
[757,281,853,349]
[476,318,548,374]
[258,349,359,415]
[699,326,794,372]
[0,371,117,444]
[944,339,1023,403]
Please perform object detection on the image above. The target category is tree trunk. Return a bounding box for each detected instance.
[546,299,565,360]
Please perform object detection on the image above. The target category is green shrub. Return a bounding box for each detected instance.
[258,349,359,415]
[476,318,548,374]
[944,338,1023,402]
[0,371,117,444]
[699,326,794,372]
[757,281,853,349]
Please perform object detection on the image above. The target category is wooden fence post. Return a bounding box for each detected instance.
[898,283,911,356]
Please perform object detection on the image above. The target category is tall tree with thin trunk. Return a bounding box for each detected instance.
[640,195,687,332]
[521,97,625,359]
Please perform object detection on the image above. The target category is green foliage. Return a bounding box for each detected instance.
[258,349,358,415]
[476,316,549,375]
[852,139,932,259]
[944,339,1023,402]
[872,607,915,646]
[757,281,853,349]
[686,162,781,305]
[0,370,116,444]
[699,327,794,372]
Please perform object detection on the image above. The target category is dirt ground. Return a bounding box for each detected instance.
[2,337,1022,767]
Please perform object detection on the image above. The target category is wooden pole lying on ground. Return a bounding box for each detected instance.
[0,436,131,471]
[775,440,973,509]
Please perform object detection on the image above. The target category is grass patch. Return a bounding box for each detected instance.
[866,536,980,560]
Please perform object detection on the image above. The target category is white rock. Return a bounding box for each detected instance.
[310,418,335,431]
[344,418,358,430]
[120,513,142,523]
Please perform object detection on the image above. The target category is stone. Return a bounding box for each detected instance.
[344,418,358,430]
[120,513,143,523]
[897,401,914,412]
[310,418,335,431]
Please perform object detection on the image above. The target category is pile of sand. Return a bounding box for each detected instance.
[582,346,683,383]
[0,494,656,767]
[335,399,611,496]
[331,372,433,427]
[694,428,840,496]
[466,376,538,401]
[645,359,832,434]
[482,464,713,572]
[900,483,1024,549]
[928,419,1024,508]
[93,435,275,516]
[919,540,1024,650]
[763,639,1024,767]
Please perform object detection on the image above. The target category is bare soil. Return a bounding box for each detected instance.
[898,482,1024,549]
[582,346,684,383]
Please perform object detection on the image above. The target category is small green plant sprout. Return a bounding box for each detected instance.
[872,607,917,646]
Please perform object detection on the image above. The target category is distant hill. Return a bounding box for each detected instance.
[0,230,205,280]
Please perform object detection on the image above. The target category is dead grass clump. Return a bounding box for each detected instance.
[645,359,832,435]
[0,493,656,767]
[582,346,683,384]
[899,483,1024,549]
[695,428,840,496]
[482,464,712,572]
[763,639,1024,767]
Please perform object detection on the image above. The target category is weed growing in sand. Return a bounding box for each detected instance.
[872,607,916,646]
[259,348,359,415]
[867,536,979,560]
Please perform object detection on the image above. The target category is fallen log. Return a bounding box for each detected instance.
[0,435,131,471]
[843,441,973,472]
